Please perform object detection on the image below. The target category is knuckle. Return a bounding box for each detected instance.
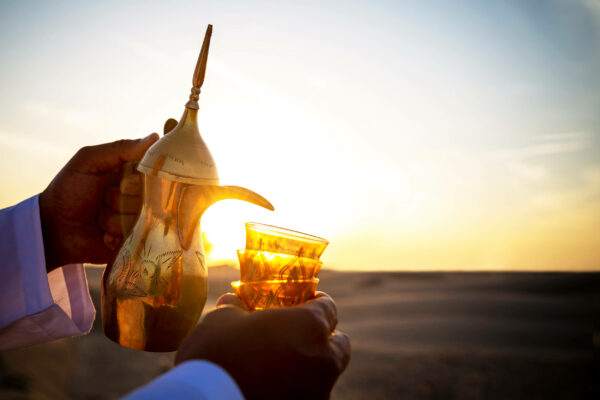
[296,308,329,340]
[296,307,319,327]
[201,310,220,325]
[113,139,129,147]
[315,318,331,340]
[321,296,338,317]
[202,306,242,326]
[76,145,93,158]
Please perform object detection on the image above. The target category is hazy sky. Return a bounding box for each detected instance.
[1,0,599,270]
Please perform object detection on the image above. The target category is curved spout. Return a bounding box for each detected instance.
[177,185,274,250]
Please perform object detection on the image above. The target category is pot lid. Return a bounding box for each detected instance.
[137,24,219,185]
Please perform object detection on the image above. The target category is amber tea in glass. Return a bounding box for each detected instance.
[232,223,328,311]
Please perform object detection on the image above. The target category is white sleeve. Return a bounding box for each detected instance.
[0,196,244,399]
[123,360,245,400]
[0,195,95,350]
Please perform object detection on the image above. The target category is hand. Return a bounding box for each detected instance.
[39,134,159,271]
[175,292,351,400]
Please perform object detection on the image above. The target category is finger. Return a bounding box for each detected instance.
[103,233,123,251]
[202,304,247,326]
[329,331,351,373]
[301,291,338,333]
[216,293,248,310]
[122,160,137,176]
[313,291,329,299]
[98,207,136,236]
[104,186,142,214]
[75,133,159,172]
[120,173,142,196]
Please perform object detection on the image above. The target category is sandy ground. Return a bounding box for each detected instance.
[1,266,598,399]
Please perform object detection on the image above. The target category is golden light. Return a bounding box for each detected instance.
[0,2,598,272]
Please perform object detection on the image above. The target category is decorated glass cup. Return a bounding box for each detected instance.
[232,223,328,311]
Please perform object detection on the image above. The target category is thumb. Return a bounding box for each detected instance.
[216,293,248,310]
[74,133,160,172]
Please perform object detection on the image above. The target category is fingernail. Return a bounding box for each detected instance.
[120,174,141,195]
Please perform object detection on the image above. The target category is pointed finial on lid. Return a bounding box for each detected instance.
[186,24,213,110]
[137,24,219,185]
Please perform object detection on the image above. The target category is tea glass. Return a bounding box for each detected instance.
[232,223,328,311]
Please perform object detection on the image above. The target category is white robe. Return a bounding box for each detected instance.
[0,195,244,400]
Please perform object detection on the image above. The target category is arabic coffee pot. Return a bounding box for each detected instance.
[101,25,274,352]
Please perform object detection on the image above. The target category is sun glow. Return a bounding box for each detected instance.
[201,202,249,265]
[1,1,599,271]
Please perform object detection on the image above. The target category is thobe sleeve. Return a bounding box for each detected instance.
[0,195,244,399]
[0,195,95,350]
[122,360,245,400]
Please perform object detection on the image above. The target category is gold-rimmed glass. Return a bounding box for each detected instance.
[237,249,322,282]
[245,222,329,260]
[233,223,328,311]
[232,279,319,311]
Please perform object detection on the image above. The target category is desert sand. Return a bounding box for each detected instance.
[1,266,598,399]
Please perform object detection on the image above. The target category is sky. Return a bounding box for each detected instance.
[0,0,599,271]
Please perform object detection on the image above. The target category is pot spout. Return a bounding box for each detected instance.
[177,185,274,250]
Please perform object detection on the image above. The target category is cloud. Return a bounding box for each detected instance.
[494,131,589,161]
[533,131,589,142]
[529,164,600,211]
[491,131,591,182]
[507,161,547,181]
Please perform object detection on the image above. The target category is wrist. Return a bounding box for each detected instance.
[38,190,61,272]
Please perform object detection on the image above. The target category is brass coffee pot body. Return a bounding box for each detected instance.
[102,174,271,352]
